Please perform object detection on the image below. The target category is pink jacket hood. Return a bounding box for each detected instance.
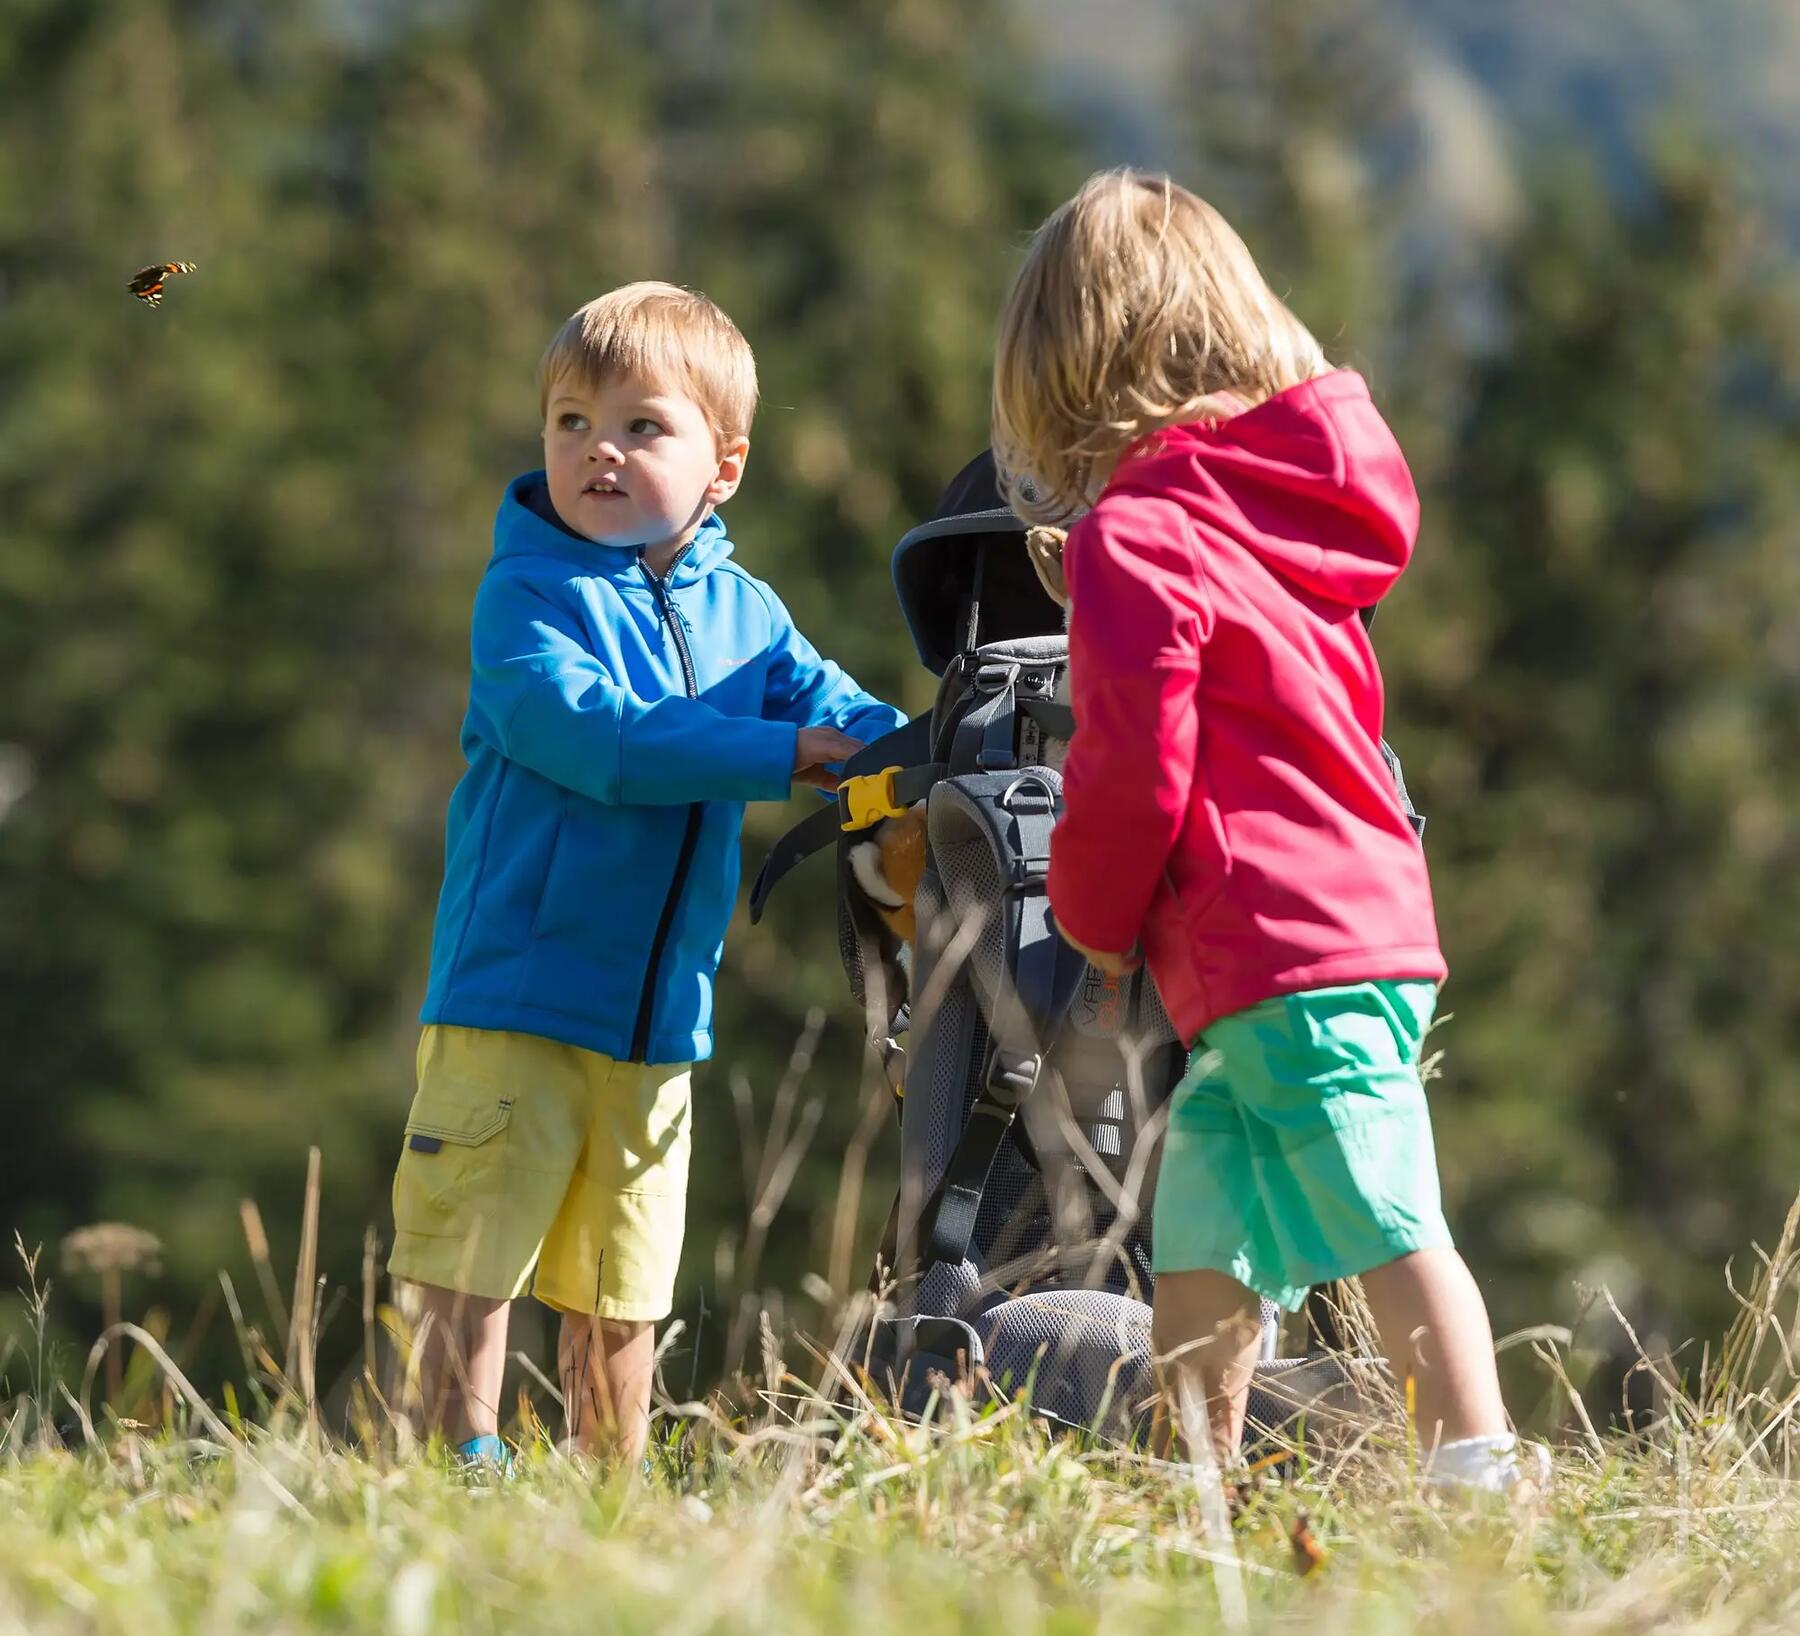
[1126,370,1419,611]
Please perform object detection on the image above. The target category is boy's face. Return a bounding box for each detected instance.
[542,372,748,555]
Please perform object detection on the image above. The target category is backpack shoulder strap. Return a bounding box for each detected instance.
[912,769,1089,1273]
[1379,737,1427,840]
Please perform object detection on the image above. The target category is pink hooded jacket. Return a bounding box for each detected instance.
[1046,370,1446,1042]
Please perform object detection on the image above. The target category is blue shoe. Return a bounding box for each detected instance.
[455,1434,515,1477]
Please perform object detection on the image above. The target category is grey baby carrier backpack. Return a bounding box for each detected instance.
[752,453,1421,1441]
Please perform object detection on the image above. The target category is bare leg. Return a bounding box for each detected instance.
[558,1314,656,1461]
[1152,1269,1266,1465]
[408,1283,511,1446]
[1359,1246,1509,1449]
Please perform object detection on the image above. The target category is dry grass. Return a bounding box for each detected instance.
[5,1192,1800,1634]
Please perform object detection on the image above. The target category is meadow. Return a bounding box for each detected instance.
[6,1197,1800,1636]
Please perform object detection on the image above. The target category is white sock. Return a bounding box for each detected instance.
[1422,1433,1521,1493]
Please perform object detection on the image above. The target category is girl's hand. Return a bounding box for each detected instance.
[1056,922,1139,976]
[1025,526,1069,608]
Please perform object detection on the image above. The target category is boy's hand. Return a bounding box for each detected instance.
[793,726,864,793]
[1055,920,1140,976]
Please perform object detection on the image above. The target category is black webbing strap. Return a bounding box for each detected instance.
[919,1046,1040,1271]
[748,802,844,924]
[960,542,987,657]
[946,665,1077,773]
[747,761,944,923]
[951,678,1017,773]
[747,713,941,925]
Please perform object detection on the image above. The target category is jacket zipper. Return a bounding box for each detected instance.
[630,547,703,1062]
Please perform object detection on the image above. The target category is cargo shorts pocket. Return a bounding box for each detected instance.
[392,1090,515,1238]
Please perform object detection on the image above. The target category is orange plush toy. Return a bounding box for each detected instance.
[848,803,929,944]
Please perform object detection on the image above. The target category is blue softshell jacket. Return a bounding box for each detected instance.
[421,473,906,1064]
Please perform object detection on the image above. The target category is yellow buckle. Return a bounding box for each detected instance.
[839,765,908,832]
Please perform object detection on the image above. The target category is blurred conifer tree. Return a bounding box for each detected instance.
[1,0,1794,1410]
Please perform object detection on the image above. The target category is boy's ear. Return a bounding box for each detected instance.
[706,435,751,505]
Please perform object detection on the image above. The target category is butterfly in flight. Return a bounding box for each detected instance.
[128,260,197,307]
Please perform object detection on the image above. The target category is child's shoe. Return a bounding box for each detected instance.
[1422,1434,1551,1501]
[455,1433,515,1479]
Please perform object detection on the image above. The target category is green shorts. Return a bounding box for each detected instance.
[1152,980,1453,1311]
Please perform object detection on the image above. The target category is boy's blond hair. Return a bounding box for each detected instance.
[538,281,758,443]
[992,170,1329,524]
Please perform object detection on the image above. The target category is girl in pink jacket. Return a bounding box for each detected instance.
[993,170,1526,1491]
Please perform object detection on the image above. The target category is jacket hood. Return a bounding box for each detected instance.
[1117,371,1419,609]
[492,472,737,587]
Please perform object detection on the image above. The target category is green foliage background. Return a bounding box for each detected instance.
[1,0,1795,1413]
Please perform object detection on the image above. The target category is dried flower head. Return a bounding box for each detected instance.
[61,1222,163,1278]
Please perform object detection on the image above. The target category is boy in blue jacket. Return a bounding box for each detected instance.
[389,282,904,1464]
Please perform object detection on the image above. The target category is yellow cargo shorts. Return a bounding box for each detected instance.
[388,1024,692,1321]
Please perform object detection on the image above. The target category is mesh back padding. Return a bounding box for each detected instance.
[979,1290,1154,1438]
[837,886,865,1003]
[974,1293,1308,1443]
[979,1291,1299,1442]
[915,1259,985,1324]
[1138,969,1178,1045]
[935,836,1007,982]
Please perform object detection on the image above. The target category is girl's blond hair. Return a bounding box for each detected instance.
[992,170,1329,523]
